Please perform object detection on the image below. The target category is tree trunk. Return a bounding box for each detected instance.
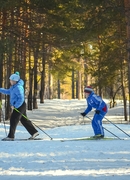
[27,49,33,110]
[78,70,82,100]
[78,57,82,100]
[40,46,46,103]
[57,79,60,99]
[124,0,130,121]
[33,50,38,109]
[28,68,33,110]
[72,68,75,99]
[48,72,53,99]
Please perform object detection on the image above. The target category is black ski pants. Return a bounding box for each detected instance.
[8,102,38,138]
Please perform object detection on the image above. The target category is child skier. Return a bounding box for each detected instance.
[80,86,108,139]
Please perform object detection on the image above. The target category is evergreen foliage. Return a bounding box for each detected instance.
[0,0,129,120]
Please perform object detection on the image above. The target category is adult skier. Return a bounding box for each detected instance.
[0,72,39,141]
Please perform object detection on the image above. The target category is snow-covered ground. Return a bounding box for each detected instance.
[0,99,130,180]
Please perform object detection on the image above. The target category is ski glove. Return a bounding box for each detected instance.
[80,112,86,117]
[95,110,100,114]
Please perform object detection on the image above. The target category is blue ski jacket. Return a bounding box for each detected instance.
[0,79,25,108]
[84,92,108,114]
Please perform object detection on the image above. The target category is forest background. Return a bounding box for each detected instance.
[0,0,130,121]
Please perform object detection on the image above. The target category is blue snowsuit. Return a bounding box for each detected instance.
[84,92,108,136]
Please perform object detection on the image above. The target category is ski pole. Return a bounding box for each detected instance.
[83,116,85,125]
[14,108,53,140]
[100,114,130,138]
[0,101,7,136]
[86,116,122,140]
[103,127,122,140]
[1,109,7,136]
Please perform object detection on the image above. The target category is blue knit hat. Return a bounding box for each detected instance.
[9,72,20,81]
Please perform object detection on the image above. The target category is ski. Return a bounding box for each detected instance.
[13,136,120,141]
[14,138,45,141]
[15,137,120,142]
[60,137,119,142]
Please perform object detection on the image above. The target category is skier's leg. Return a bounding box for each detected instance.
[20,111,38,136]
[8,110,21,138]
[18,102,38,136]
[92,114,98,135]
[92,113,104,136]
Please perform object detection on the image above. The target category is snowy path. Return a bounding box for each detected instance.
[0,99,130,180]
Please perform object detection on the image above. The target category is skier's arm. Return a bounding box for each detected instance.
[84,104,92,114]
[0,88,10,95]
[81,102,92,117]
